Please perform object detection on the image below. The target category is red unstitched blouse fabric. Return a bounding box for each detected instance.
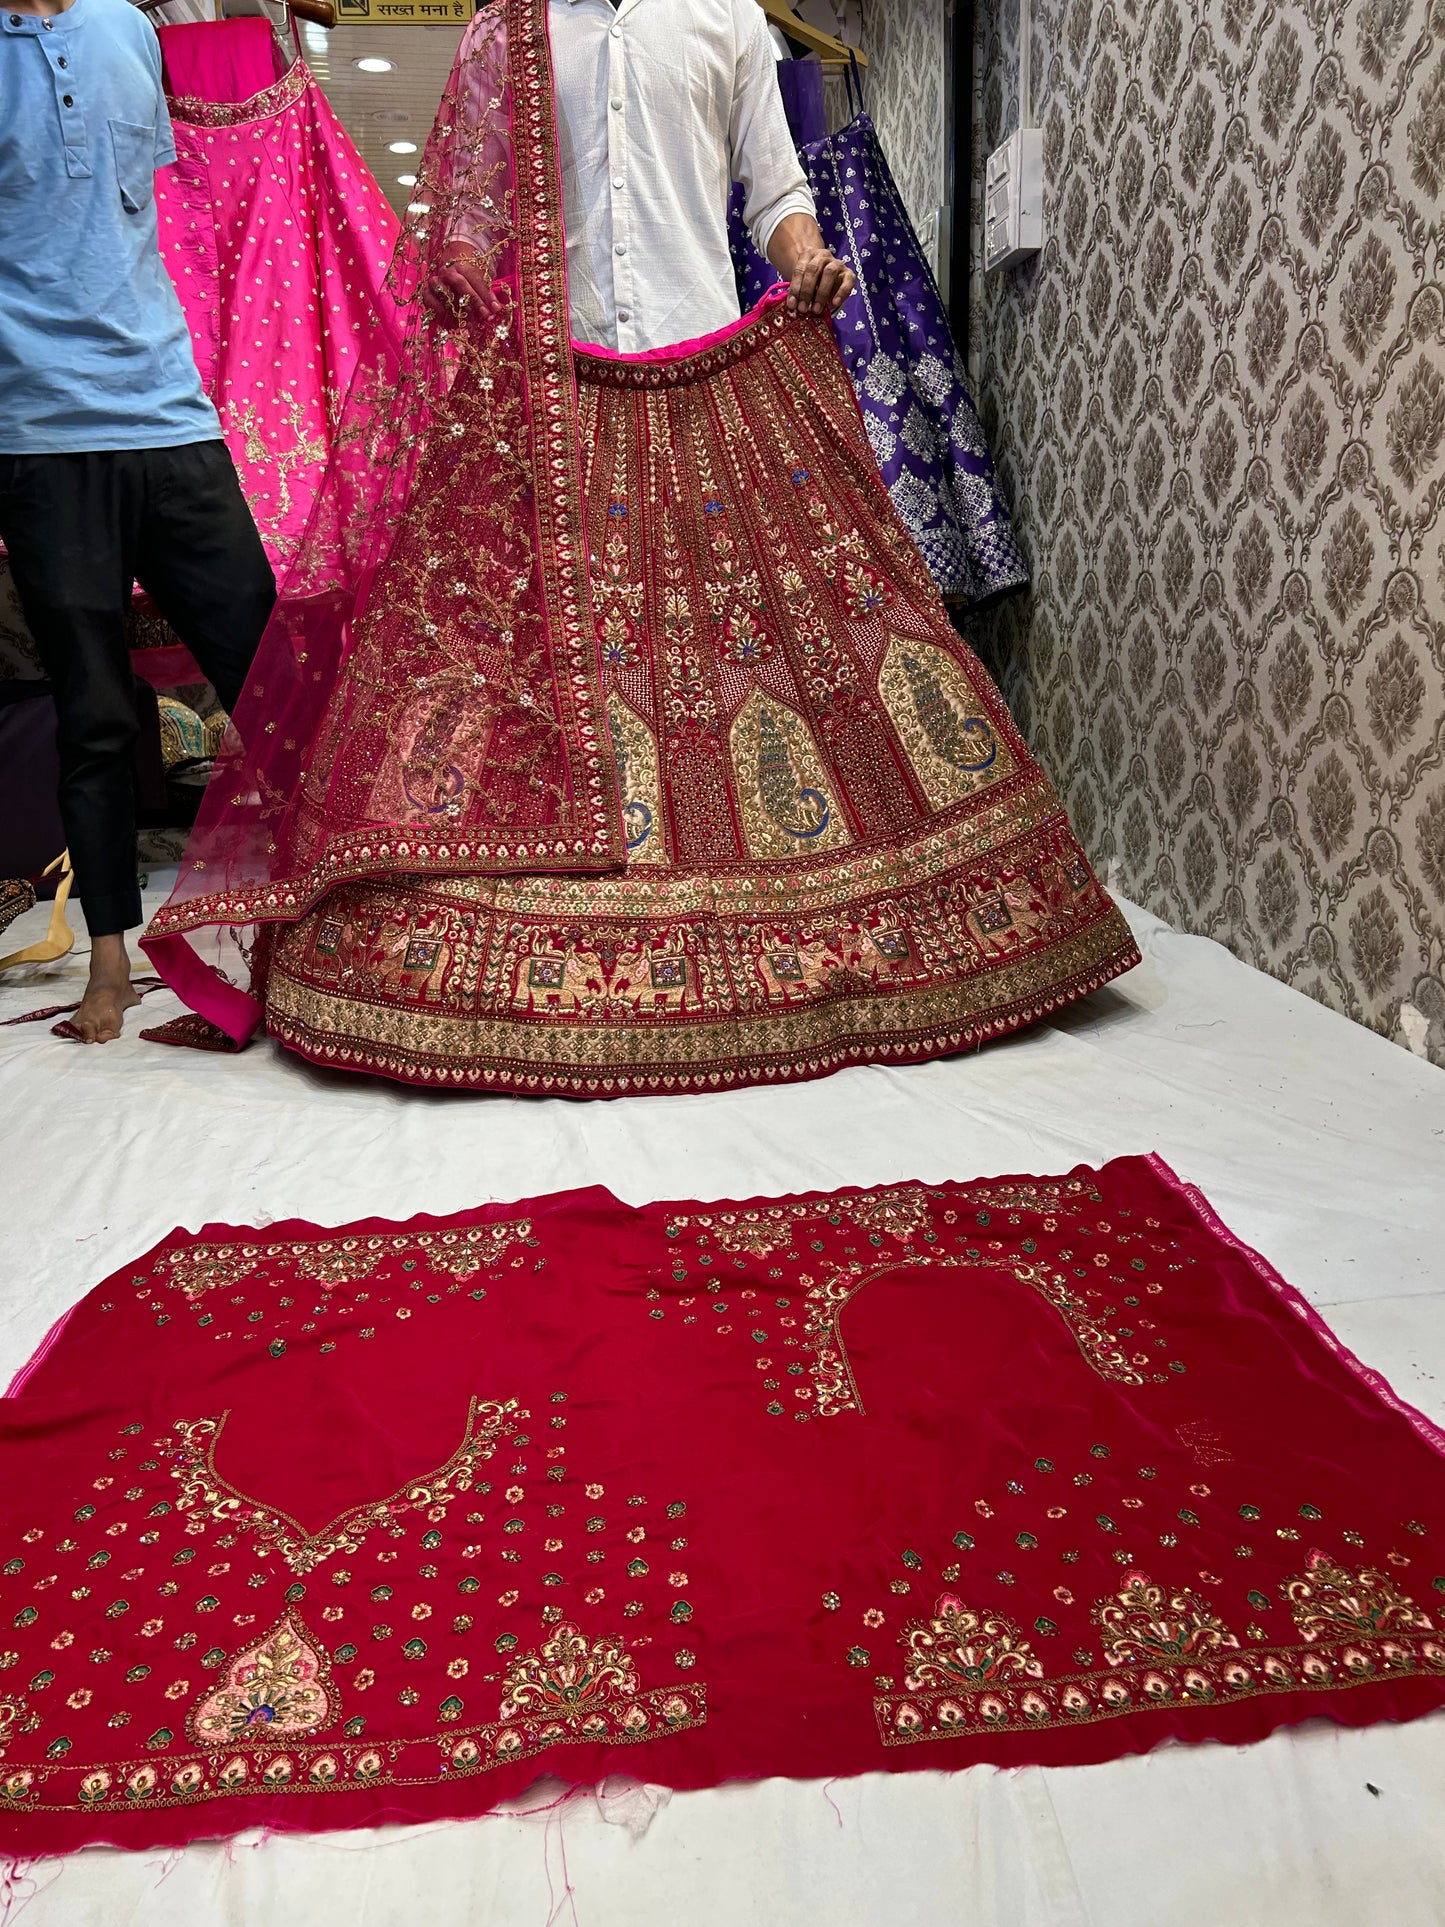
[1,1155,1442,1853]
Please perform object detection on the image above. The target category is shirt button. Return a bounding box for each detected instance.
[611,176,624,190]
[610,96,622,110]
[62,93,73,106]
[8,15,20,24]
[615,242,627,256]
[58,55,67,66]
[617,308,631,323]
[610,22,620,34]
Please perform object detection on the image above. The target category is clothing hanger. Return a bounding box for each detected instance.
[132,0,336,28]
[756,0,867,70]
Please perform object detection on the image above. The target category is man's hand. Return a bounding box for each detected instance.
[422,243,504,329]
[784,243,855,317]
[765,212,857,318]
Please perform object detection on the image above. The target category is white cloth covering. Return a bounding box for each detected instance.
[0,882,1443,1925]
[549,0,815,351]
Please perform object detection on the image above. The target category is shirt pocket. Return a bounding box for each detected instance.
[108,119,157,215]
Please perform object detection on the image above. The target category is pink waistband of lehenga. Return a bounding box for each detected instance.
[571,285,795,387]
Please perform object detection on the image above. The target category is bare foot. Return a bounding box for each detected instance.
[66,934,144,1044]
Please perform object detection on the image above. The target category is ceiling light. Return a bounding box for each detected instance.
[388,140,418,154]
[396,173,418,187]
[302,22,327,53]
[355,56,393,73]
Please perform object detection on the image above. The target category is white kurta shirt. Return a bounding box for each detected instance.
[549,0,816,352]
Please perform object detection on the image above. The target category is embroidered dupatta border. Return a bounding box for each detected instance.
[140,0,626,1039]
[504,0,620,861]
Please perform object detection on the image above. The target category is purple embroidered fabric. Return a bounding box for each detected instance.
[729,73,1027,607]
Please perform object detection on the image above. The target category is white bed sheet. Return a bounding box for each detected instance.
[1,884,1442,1926]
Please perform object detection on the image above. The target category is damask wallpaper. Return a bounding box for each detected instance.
[964,0,1445,1064]
[793,0,948,265]
[860,0,949,261]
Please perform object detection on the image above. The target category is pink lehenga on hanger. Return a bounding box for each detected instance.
[155,17,401,574]
[142,0,1138,1092]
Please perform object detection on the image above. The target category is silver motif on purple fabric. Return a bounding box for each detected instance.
[729,97,1027,607]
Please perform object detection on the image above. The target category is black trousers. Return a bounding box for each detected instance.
[0,443,275,937]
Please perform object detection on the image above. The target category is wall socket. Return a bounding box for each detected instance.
[984,128,1044,271]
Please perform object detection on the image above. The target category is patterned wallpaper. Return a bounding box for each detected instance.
[792,0,948,268]
[860,0,949,260]
[964,0,1445,1064]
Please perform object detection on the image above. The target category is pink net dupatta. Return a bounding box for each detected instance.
[142,0,624,1046]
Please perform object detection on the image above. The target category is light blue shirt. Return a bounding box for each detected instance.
[0,0,220,453]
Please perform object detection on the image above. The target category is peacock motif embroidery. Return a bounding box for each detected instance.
[1286,1550,1435,1643]
[729,689,850,859]
[187,1613,338,1746]
[899,1596,1044,1691]
[497,1621,639,1723]
[877,637,1013,809]
[1095,1570,1239,1665]
[607,694,667,864]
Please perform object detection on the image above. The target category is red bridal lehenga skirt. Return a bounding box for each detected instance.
[2,1156,1444,1852]
[258,298,1138,1091]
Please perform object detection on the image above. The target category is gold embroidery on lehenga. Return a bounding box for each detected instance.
[226,398,329,570]
[607,694,667,865]
[260,294,1137,1089]
[729,689,851,860]
[877,637,1015,809]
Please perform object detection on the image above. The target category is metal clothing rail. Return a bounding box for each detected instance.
[132,0,337,29]
[756,0,867,70]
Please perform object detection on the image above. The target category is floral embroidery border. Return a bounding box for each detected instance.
[152,1220,532,1303]
[874,1553,1445,1745]
[167,59,310,129]
[267,914,1132,1094]
[0,1624,704,1816]
[876,1634,1445,1744]
[664,1178,1099,1256]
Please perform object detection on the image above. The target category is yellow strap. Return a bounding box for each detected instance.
[0,851,76,970]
